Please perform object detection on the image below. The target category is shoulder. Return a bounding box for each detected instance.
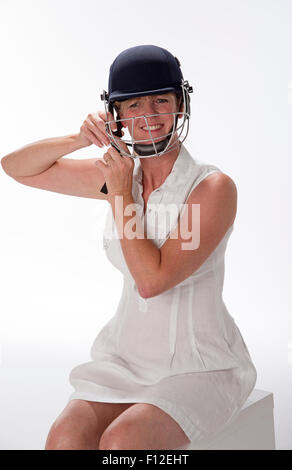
[188,171,237,206]
[192,169,237,191]
[185,171,237,231]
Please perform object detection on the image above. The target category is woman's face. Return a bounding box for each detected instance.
[118,92,183,145]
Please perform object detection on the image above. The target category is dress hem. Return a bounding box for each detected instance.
[67,390,205,444]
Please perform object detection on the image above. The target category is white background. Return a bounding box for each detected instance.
[0,0,291,450]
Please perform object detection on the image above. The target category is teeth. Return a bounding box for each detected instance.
[142,125,163,131]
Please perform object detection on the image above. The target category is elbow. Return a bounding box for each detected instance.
[1,156,14,177]
[137,282,162,299]
[137,281,156,299]
[1,157,8,174]
[137,285,150,299]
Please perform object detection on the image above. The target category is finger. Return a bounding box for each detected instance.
[97,110,118,134]
[108,117,118,134]
[81,126,103,148]
[97,110,115,124]
[95,158,108,172]
[106,147,121,164]
[102,150,117,167]
[107,146,133,170]
[84,120,109,147]
[112,136,131,155]
[97,110,106,121]
[87,115,110,146]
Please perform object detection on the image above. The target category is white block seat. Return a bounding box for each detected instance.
[177,389,276,450]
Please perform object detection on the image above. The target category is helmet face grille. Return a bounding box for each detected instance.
[102,80,192,158]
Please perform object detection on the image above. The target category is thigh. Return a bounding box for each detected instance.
[99,403,191,450]
[46,399,135,449]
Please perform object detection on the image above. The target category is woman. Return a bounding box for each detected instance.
[1,45,257,450]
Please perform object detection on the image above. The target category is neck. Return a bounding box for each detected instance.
[137,140,181,191]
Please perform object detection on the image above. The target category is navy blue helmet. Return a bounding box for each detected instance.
[100,44,193,158]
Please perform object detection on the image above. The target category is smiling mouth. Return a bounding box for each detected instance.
[140,124,164,132]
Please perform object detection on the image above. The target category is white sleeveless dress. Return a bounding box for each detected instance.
[68,143,257,444]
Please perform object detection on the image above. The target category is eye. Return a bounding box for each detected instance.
[128,98,168,109]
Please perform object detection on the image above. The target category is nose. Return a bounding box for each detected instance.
[142,100,157,116]
[139,101,161,128]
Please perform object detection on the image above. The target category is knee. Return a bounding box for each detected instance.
[45,418,98,450]
[44,400,100,450]
[99,426,129,450]
[45,421,66,450]
[45,415,101,450]
[44,418,93,450]
[45,419,79,450]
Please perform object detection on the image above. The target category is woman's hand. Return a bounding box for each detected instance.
[95,138,134,199]
[77,111,120,148]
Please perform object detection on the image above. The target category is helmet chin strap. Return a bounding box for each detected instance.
[133,130,172,156]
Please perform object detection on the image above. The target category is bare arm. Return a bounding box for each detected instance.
[108,173,237,298]
[0,111,119,200]
[0,110,116,178]
[0,133,88,177]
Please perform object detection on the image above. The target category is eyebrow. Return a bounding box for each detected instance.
[127,94,171,104]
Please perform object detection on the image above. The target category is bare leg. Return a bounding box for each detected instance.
[45,399,135,450]
[99,403,191,450]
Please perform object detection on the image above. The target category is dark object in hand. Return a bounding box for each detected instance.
[100,122,124,195]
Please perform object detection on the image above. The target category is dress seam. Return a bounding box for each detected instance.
[188,283,208,369]
[115,287,129,354]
